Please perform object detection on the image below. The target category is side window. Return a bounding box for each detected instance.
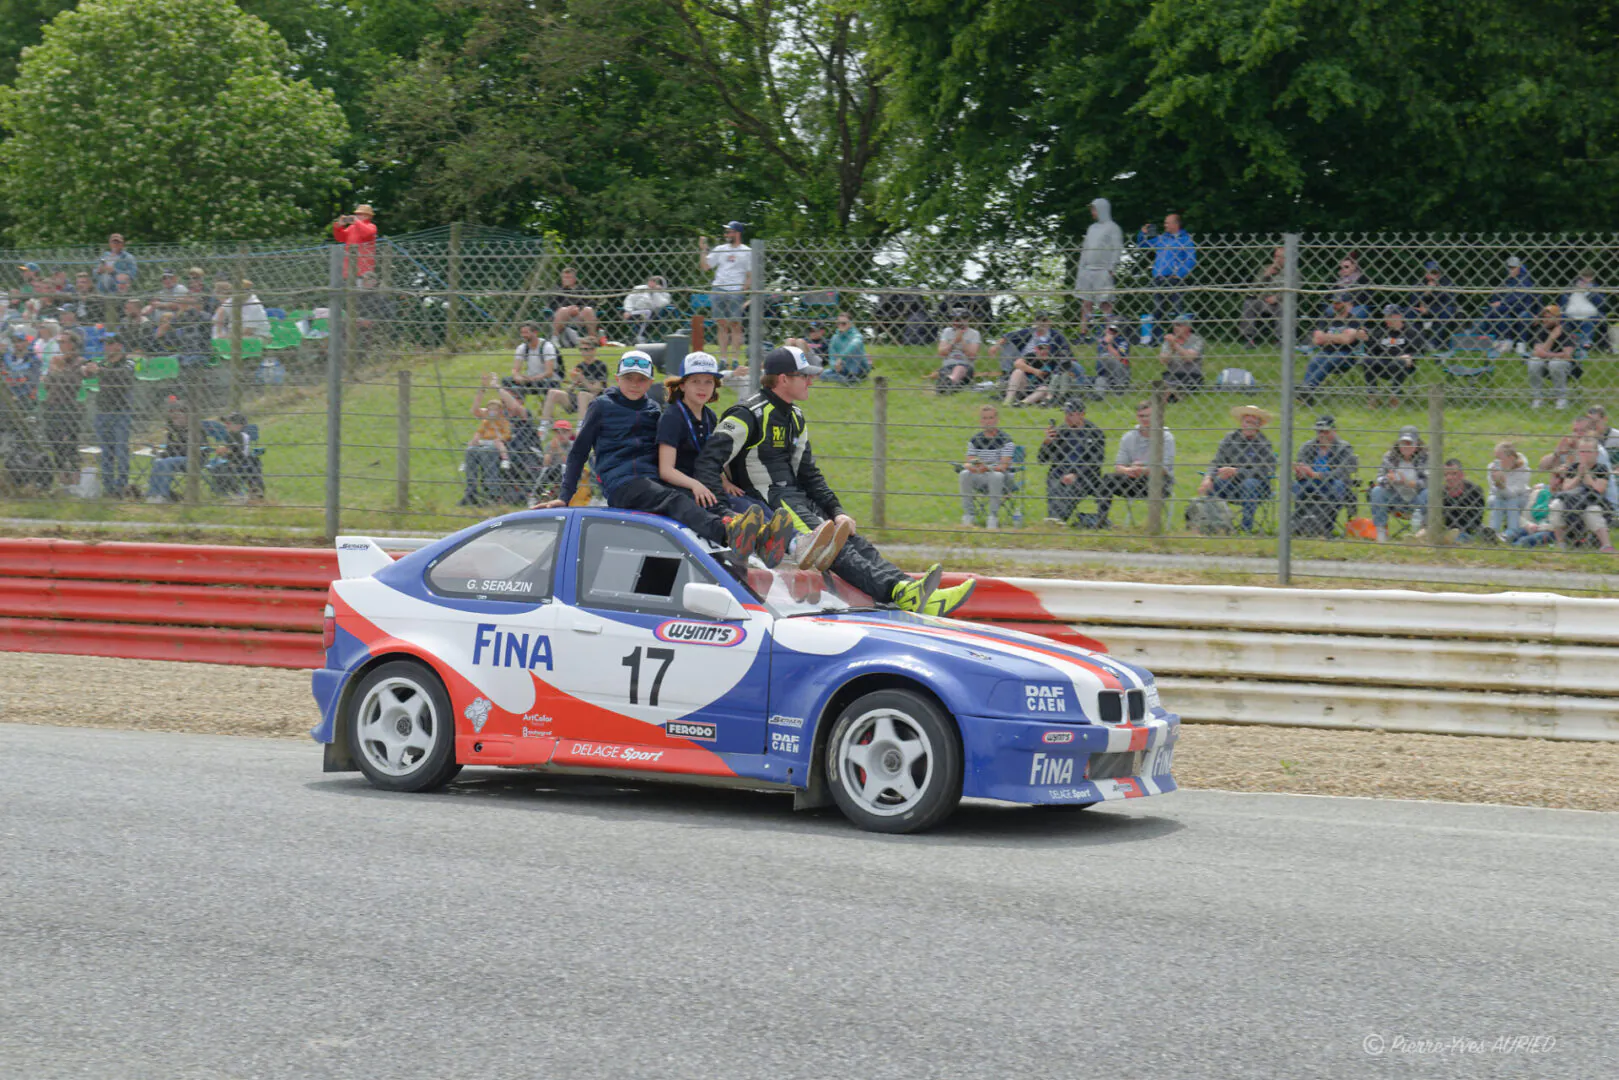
[578,519,714,616]
[426,519,562,601]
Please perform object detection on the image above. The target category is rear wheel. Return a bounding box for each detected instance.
[825,689,962,833]
[347,660,462,792]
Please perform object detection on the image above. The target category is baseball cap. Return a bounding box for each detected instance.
[950,306,968,317]
[553,419,572,432]
[1173,313,1193,324]
[1062,399,1087,413]
[1314,414,1336,430]
[680,350,720,377]
[762,344,822,377]
[1506,256,1522,268]
[1383,304,1403,315]
[723,220,746,233]
[1423,260,1440,270]
[225,411,247,425]
[1397,425,1420,443]
[617,350,655,377]
[18,262,38,272]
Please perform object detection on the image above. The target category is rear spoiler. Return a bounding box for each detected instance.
[335,536,396,579]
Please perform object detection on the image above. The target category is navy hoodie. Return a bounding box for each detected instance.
[557,387,661,502]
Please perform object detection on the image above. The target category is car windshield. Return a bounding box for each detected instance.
[732,566,877,617]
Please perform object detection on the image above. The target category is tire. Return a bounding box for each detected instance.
[824,689,962,834]
[346,660,462,792]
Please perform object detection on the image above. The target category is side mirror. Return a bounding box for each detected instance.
[683,582,750,622]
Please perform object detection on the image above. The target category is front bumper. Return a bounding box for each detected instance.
[958,712,1179,805]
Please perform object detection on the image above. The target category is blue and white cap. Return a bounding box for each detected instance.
[617,350,655,377]
[680,351,720,377]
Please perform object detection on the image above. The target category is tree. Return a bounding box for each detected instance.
[871,0,1619,238]
[0,0,349,243]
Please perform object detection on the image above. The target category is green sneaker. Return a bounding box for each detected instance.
[921,576,977,617]
[722,504,765,559]
[889,565,941,612]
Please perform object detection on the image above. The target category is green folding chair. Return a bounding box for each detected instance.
[135,356,181,382]
[267,319,302,350]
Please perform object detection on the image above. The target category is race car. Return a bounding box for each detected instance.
[311,508,1179,833]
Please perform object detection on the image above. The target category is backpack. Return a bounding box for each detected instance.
[1186,494,1234,535]
[1217,367,1256,389]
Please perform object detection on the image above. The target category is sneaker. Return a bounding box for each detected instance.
[721,504,766,560]
[1531,398,1544,409]
[1043,516,1063,524]
[817,516,854,571]
[145,493,166,504]
[1556,398,1569,410]
[1602,545,1617,554]
[787,520,837,569]
[756,507,796,568]
[890,564,943,613]
[922,577,977,617]
[961,514,974,527]
[986,515,999,530]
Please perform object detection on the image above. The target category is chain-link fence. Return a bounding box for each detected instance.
[4,226,1619,587]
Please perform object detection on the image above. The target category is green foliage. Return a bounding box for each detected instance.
[0,0,75,85]
[0,0,350,243]
[871,0,1619,238]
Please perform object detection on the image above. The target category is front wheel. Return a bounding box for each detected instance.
[347,660,462,792]
[825,689,962,833]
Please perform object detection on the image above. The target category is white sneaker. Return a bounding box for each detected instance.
[961,514,974,527]
[1515,341,1528,357]
[1555,398,1569,410]
[145,493,166,504]
[986,515,999,530]
[1531,398,1544,409]
[1044,516,1062,524]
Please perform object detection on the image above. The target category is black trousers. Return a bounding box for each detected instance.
[1046,468,1100,522]
[611,477,726,546]
[1363,356,1414,390]
[1095,473,1151,522]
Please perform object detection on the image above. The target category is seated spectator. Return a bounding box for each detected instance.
[145,398,192,503]
[532,419,573,501]
[97,233,137,292]
[211,279,271,340]
[1197,404,1277,533]
[1093,318,1131,395]
[1364,305,1417,408]
[541,339,607,424]
[32,318,61,370]
[1238,246,1286,347]
[1527,304,1576,410]
[1302,296,1367,398]
[820,312,870,384]
[500,387,542,503]
[549,266,597,345]
[1038,398,1106,526]
[1501,483,1557,547]
[117,299,156,354]
[1485,256,1536,354]
[1157,314,1204,400]
[186,268,220,316]
[144,269,188,319]
[1332,253,1372,317]
[55,308,86,351]
[1,329,36,407]
[205,411,265,501]
[935,307,980,392]
[157,293,212,368]
[959,404,1014,528]
[1291,415,1359,536]
[1369,426,1429,543]
[1561,268,1605,349]
[995,312,1073,378]
[460,372,514,505]
[506,321,562,397]
[1486,441,1531,538]
[798,321,829,364]
[1549,437,1615,551]
[112,273,133,301]
[1586,405,1619,452]
[17,261,41,295]
[1416,458,1484,543]
[1003,342,1059,408]
[1409,260,1458,352]
[1095,400,1176,528]
[62,271,103,323]
[620,275,672,344]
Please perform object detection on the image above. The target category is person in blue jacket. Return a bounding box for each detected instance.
[1137,213,1197,344]
[1483,256,1537,354]
[539,350,788,564]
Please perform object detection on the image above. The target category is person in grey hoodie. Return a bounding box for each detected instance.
[1074,197,1123,338]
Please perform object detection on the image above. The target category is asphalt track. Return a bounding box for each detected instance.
[2,724,1614,1079]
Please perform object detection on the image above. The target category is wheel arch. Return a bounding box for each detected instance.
[324,649,450,773]
[794,671,960,811]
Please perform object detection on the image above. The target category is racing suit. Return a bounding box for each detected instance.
[694,388,907,601]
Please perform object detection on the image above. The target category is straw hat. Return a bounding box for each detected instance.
[352,204,376,217]
[1230,404,1272,426]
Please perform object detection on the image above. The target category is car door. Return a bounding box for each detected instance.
[418,516,565,744]
[557,514,769,756]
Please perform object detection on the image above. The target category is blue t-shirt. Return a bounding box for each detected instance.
[655,399,716,478]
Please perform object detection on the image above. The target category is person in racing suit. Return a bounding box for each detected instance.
[695,346,976,615]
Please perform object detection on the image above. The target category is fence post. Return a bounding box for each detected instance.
[1427,381,1446,544]
[445,222,463,355]
[747,238,764,397]
[872,375,888,528]
[1147,385,1167,536]
[326,245,345,539]
[229,241,247,411]
[396,368,411,514]
[1277,232,1301,584]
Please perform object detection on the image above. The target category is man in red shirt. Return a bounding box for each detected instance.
[332,204,378,277]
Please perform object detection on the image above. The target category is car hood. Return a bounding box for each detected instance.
[771,610,1155,722]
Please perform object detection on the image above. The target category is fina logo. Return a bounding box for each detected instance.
[655,620,745,647]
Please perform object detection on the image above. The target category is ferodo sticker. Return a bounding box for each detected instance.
[1041,730,1075,744]
[655,620,745,647]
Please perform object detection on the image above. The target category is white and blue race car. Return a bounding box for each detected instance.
[312,508,1178,833]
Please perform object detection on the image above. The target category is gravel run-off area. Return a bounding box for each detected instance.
[4,652,1616,812]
